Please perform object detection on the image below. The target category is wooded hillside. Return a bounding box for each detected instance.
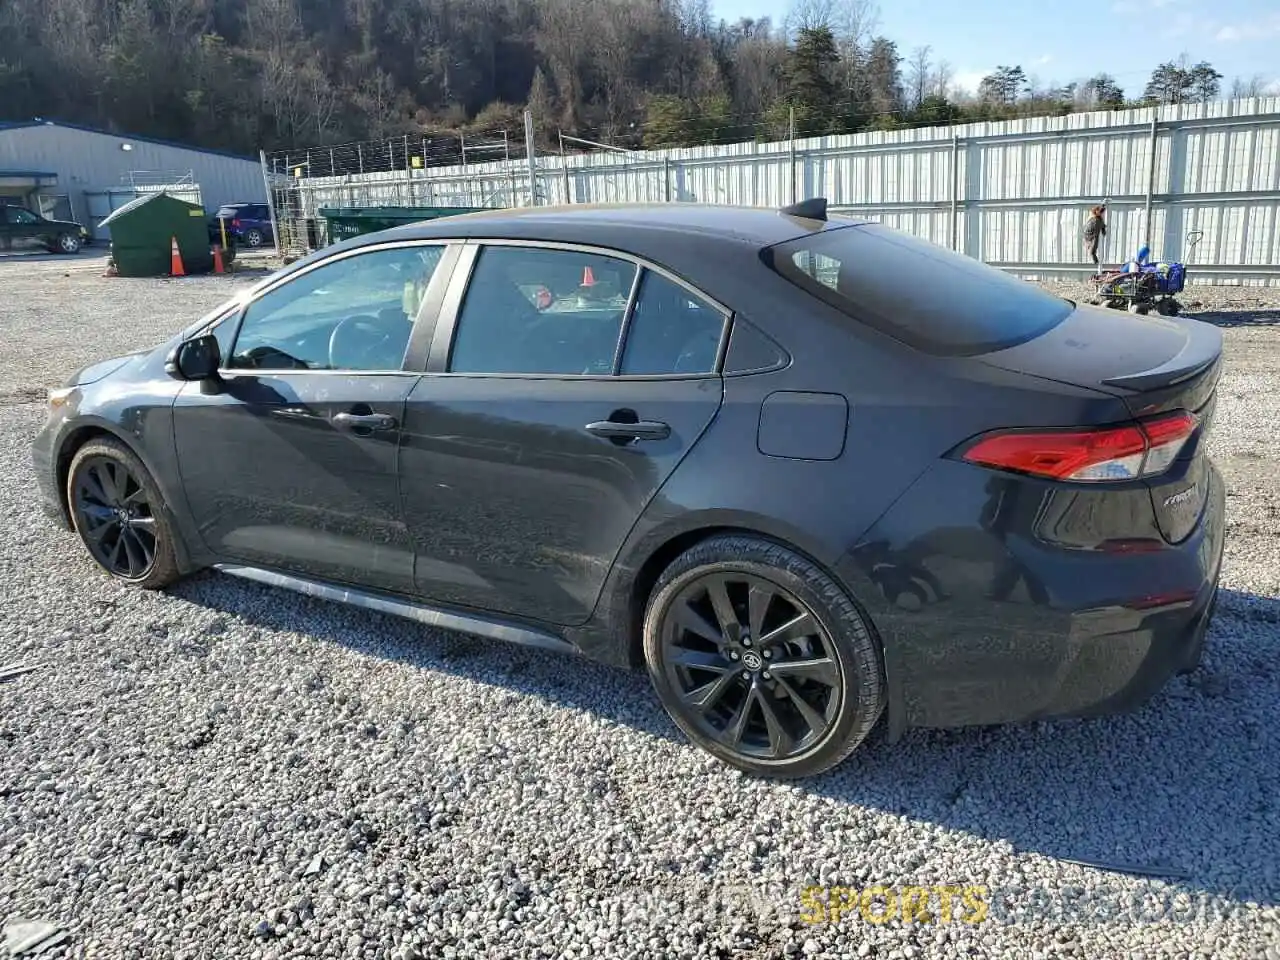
[0,0,1259,157]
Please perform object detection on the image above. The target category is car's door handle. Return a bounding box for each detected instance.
[269,406,320,423]
[584,419,670,441]
[332,411,398,431]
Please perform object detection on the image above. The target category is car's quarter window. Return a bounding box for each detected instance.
[619,271,726,376]
[227,245,444,372]
[764,224,1074,357]
[6,207,39,224]
[448,245,637,376]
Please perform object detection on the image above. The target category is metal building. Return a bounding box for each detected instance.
[0,119,266,239]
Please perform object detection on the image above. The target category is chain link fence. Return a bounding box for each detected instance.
[260,99,1280,284]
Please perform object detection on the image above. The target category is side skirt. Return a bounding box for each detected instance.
[213,563,578,656]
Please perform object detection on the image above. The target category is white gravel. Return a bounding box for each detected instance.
[2,257,1279,958]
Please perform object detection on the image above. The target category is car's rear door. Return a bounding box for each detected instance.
[171,240,461,593]
[398,240,729,626]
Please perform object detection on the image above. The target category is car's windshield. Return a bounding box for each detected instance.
[764,224,1074,357]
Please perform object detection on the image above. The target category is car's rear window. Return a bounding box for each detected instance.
[763,224,1073,357]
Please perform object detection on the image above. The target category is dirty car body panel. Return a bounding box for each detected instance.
[32,202,1225,747]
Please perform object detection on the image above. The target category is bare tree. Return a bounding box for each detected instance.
[1229,74,1267,99]
[830,0,879,52]
[930,59,953,99]
[906,44,931,109]
[785,0,839,35]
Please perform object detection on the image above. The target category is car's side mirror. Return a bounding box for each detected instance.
[166,334,222,381]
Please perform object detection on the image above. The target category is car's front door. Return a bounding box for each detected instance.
[172,240,457,593]
[399,241,730,625]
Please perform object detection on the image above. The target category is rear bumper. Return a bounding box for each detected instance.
[852,459,1226,733]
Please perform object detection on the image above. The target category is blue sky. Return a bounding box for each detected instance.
[714,0,1280,99]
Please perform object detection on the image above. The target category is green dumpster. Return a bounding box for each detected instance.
[318,206,490,244]
[98,192,214,277]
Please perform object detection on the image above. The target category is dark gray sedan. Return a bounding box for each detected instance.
[31,199,1225,778]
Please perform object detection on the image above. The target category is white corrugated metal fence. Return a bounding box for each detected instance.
[290,98,1280,285]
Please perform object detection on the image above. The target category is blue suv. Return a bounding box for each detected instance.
[209,203,273,248]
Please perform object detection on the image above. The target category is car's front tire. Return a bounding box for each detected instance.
[67,437,181,589]
[642,535,884,778]
[55,233,81,254]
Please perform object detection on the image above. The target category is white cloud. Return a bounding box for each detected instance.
[1032,54,1053,66]
[1159,11,1196,38]
[952,70,990,96]
[1113,0,1174,11]
[1266,78,1280,94]
[1215,15,1280,41]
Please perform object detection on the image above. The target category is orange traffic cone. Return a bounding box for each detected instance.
[170,236,185,277]
[212,244,226,274]
[581,265,595,287]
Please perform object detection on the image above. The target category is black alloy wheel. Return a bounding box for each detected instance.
[661,572,841,760]
[644,536,884,778]
[72,456,158,578]
[67,438,182,589]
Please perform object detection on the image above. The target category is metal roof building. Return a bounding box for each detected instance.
[0,120,266,238]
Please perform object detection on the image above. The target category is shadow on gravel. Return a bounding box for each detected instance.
[1189,309,1280,328]
[175,572,1279,907]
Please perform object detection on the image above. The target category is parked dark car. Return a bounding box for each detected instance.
[0,203,88,253]
[209,202,273,248]
[31,200,1225,778]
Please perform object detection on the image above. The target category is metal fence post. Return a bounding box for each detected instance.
[1144,108,1160,250]
[788,107,797,204]
[664,157,671,202]
[950,129,960,251]
[523,110,539,206]
[259,149,281,258]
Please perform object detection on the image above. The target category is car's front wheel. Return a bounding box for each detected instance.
[643,535,884,778]
[55,233,81,254]
[67,437,181,589]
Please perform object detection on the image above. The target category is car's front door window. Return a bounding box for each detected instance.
[448,246,638,375]
[227,245,444,372]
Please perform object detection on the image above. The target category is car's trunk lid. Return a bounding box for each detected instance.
[978,303,1223,543]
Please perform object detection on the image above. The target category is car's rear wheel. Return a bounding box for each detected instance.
[244,228,264,247]
[67,437,181,589]
[642,535,884,778]
[56,233,81,254]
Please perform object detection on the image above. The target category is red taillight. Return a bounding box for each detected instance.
[232,218,242,228]
[961,410,1198,482]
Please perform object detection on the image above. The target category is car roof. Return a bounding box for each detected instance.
[375,202,866,254]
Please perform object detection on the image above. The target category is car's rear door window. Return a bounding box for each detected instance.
[448,245,637,375]
[619,271,727,375]
[764,224,1073,357]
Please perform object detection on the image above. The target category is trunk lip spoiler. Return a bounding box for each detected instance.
[1098,318,1223,393]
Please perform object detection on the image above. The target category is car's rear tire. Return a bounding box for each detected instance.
[642,535,884,778]
[56,233,81,254]
[67,437,181,589]
[244,228,264,247]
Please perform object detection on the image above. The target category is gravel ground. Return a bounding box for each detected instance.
[2,259,1279,959]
